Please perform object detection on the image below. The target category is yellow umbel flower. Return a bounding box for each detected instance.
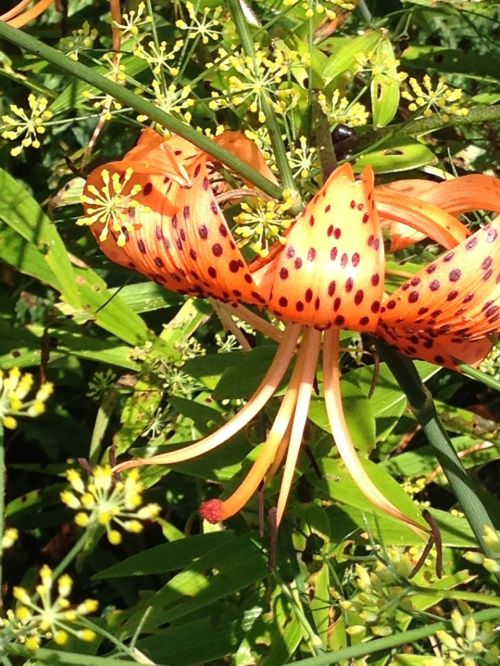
[61,465,161,545]
[402,75,469,121]
[3,565,98,650]
[1,94,53,157]
[0,368,53,430]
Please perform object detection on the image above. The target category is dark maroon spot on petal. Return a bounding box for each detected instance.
[219,224,228,237]
[354,290,364,305]
[280,267,289,280]
[367,234,374,246]
[426,264,437,274]
[175,239,183,250]
[178,268,186,278]
[359,316,369,326]
[199,225,208,239]
[328,281,336,297]
[371,273,380,286]
[362,212,370,224]
[156,226,164,240]
[345,277,353,293]
[352,252,360,267]
[406,346,417,355]
[449,269,461,282]
[211,201,218,215]
[372,238,380,251]
[305,288,313,303]
[463,293,474,303]
[296,301,304,312]
[229,260,240,273]
[143,182,153,195]
[208,266,217,278]
[232,289,242,297]
[401,283,410,292]
[212,243,223,257]
[309,215,315,227]
[172,215,178,229]
[334,314,345,326]
[330,247,338,261]
[194,164,201,177]
[138,239,146,254]
[429,280,440,291]
[244,273,252,284]
[180,229,186,241]
[357,203,364,211]
[334,228,342,239]
[154,256,164,268]
[371,301,380,313]
[314,297,320,310]
[294,257,303,270]
[327,224,334,237]
[163,176,170,184]
[202,176,210,190]
[386,300,396,310]
[466,237,478,250]
[423,339,433,349]
[417,306,429,316]
[410,277,421,287]
[483,268,493,281]
[286,246,295,259]
[434,355,445,365]
[333,297,341,312]
[308,247,317,262]
[325,204,331,213]
[341,253,348,268]
[174,149,182,156]
[183,206,190,220]
[190,249,198,261]
[481,256,492,271]
[443,252,454,263]
[279,296,288,307]
[486,227,498,243]
[350,200,356,209]
[408,291,419,304]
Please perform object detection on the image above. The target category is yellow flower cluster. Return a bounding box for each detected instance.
[1,94,53,157]
[78,167,145,247]
[283,0,354,20]
[60,466,161,545]
[114,1,152,39]
[58,21,98,61]
[0,368,53,430]
[234,190,298,257]
[464,526,500,574]
[435,609,499,665]
[1,565,97,650]
[317,89,369,128]
[402,75,469,121]
[175,1,224,44]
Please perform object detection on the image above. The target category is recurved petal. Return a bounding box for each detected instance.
[214,131,278,188]
[377,215,500,369]
[266,164,384,331]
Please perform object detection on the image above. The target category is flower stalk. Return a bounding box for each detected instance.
[377,341,500,583]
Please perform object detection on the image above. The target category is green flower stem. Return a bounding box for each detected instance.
[350,104,500,156]
[377,342,500,583]
[0,423,4,606]
[0,22,281,201]
[51,529,92,581]
[459,363,500,393]
[227,0,299,198]
[291,608,500,665]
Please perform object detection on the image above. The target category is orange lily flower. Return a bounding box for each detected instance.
[0,0,55,28]
[81,129,500,537]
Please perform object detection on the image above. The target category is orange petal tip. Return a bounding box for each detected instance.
[199,499,223,524]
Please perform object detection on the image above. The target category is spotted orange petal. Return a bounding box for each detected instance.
[82,131,272,305]
[266,164,384,331]
[377,215,500,369]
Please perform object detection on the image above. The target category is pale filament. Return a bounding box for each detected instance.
[113,323,301,473]
[323,328,428,540]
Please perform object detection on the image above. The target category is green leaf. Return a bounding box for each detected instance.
[371,38,401,127]
[0,168,80,308]
[354,140,437,173]
[323,31,384,82]
[401,45,500,81]
[94,531,235,578]
[214,345,278,400]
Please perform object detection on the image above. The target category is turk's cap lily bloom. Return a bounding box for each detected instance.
[81,129,500,536]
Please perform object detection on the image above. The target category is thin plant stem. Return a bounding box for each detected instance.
[377,341,500,583]
[459,363,500,392]
[51,529,93,580]
[0,21,281,200]
[0,424,4,606]
[227,0,299,199]
[290,608,500,665]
